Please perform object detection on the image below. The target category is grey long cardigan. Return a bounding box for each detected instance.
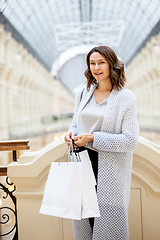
[69,84,139,240]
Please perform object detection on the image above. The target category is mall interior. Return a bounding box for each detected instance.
[0,0,160,239]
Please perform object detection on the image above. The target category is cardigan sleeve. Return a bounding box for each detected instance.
[68,90,82,134]
[92,98,139,152]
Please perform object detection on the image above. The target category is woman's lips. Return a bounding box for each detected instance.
[95,73,102,75]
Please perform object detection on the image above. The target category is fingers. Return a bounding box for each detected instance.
[72,133,93,147]
[74,140,83,147]
[64,132,87,147]
[72,135,79,141]
[71,132,76,139]
[64,132,71,146]
[66,133,71,140]
[64,132,76,146]
[72,135,84,147]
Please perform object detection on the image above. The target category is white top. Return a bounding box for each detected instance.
[78,92,108,150]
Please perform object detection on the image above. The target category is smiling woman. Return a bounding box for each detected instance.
[64,45,139,240]
[90,53,110,81]
[85,46,126,92]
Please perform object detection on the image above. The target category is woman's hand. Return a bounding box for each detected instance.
[72,133,94,147]
[64,132,76,146]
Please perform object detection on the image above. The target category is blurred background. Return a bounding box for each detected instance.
[0,0,160,164]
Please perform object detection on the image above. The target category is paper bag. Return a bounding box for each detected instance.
[39,161,83,220]
[77,150,100,218]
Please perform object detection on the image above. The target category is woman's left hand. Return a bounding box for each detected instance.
[72,133,94,147]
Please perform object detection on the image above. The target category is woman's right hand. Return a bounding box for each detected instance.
[64,132,76,146]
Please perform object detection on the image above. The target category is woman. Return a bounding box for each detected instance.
[65,46,139,240]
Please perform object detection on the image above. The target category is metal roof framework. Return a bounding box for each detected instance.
[0,0,160,71]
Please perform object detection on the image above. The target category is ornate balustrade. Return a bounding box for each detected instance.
[0,140,30,240]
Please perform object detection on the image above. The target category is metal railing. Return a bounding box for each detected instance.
[0,140,30,240]
[0,168,18,239]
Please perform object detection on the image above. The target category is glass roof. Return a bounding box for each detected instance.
[0,0,160,71]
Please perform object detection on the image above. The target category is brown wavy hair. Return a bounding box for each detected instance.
[84,46,126,91]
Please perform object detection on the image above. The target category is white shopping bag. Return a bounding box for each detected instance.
[72,150,100,218]
[78,150,100,219]
[78,150,96,186]
[39,161,83,220]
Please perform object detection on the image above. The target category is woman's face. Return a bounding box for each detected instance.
[89,52,110,81]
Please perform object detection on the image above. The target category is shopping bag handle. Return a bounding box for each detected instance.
[58,139,80,164]
[58,146,69,164]
[69,139,78,162]
[70,139,81,162]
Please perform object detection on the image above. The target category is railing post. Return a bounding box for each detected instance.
[13,150,17,162]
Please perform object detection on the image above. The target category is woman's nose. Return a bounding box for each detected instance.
[95,64,100,69]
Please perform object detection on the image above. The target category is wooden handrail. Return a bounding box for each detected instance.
[0,140,30,151]
[0,166,7,176]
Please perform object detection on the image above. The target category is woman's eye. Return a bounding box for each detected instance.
[90,62,105,65]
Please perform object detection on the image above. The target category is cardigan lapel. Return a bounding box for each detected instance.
[78,85,119,115]
[78,84,97,114]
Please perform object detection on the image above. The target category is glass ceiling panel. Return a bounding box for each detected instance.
[0,0,160,71]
